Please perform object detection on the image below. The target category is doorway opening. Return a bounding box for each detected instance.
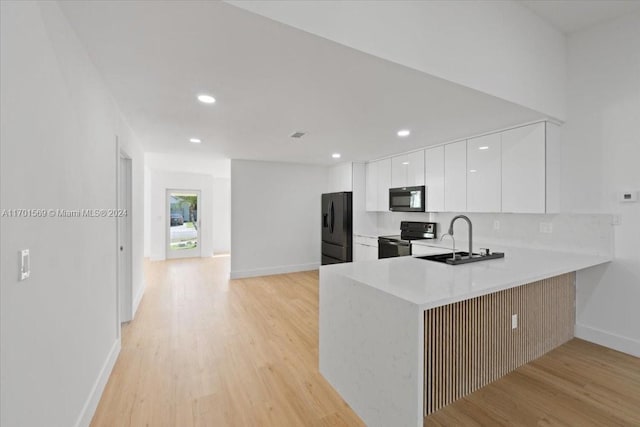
[167,189,201,259]
[117,150,133,325]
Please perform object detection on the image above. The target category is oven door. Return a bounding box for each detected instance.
[378,238,411,259]
[389,186,425,212]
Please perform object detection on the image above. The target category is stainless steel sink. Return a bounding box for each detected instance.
[416,251,505,265]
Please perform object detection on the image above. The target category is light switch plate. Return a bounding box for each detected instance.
[20,249,30,281]
[512,314,518,329]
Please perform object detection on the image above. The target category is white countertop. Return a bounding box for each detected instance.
[321,246,611,310]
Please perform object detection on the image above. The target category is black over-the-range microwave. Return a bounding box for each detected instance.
[389,185,426,212]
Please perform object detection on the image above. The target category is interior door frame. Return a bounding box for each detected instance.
[116,141,133,325]
[166,189,202,259]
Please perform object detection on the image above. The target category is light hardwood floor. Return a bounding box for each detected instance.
[92,257,640,427]
[425,338,640,426]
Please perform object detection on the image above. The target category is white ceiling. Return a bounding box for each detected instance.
[60,1,544,165]
[521,0,640,34]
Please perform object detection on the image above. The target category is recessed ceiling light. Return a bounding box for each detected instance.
[469,169,477,173]
[197,94,216,104]
[189,138,202,144]
[397,129,411,137]
[479,146,489,150]
[402,161,409,165]
[332,153,341,159]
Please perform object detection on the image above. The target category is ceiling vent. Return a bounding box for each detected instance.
[290,131,306,139]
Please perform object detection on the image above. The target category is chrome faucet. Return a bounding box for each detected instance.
[447,215,474,257]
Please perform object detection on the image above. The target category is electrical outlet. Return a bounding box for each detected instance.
[612,215,622,226]
[493,220,500,231]
[512,314,518,330]
[539,222,553,234]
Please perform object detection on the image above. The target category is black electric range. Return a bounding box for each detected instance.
[378,221,437,259]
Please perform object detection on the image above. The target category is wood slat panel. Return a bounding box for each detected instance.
[424,273,575,415]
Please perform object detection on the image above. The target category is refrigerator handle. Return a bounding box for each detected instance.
[329,200,335,233]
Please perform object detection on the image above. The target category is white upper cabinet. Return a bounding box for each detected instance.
[407,150,425,186]
[365,161,378,212]
[424,146,445,212]
[364,121,555,214]
[501,122,545,213]
[377,158,392,211]
[391,154,409,188]
[444,140,467,212]
[467,133,501,212]
[365,158,392,212]
[392,151,425,189]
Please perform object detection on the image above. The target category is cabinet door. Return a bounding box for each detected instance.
[407,150,425,186]
[354,244,378,261]
[425,146,445,212]
[377,158,392,212]
[364,244,378,260]
[391,155,408,188]
[467,133,501,212]
[365,162,378,212]
[444,140,467,212]
[501,123,545,213]
[354,243,365,262]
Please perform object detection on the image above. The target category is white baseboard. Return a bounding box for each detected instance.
[132,282,145,319]
[230,262,320,279]
[74,338,121,427]
[575,323,640,357]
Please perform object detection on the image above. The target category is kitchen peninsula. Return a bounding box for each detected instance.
[318,246,611,427]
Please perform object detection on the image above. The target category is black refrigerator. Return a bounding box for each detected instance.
[321,192,353,265]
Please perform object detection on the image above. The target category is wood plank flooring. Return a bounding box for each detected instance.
[91,257,640,427]
[425,338,640,426]
[91,256,363,427]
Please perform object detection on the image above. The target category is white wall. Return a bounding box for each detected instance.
[231,160,328,278]
[0,1,144,426]
[212,177,231,254]
[327,162,353,193]
[148,169,221,260]
[563,13,640,356]
[228,0,567,120]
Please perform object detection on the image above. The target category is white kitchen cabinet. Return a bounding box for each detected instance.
[365,161,378,212]
[354,235,379,261]
[501,122,545,213]
[377,158,391,212]
[444,140,467,212]
[391,155,408,188]
[425,146,445,212]
[392,152,425,188]
[365,158,391,212]
[354,243,378,261]
[467,133,501,212]
[407,150,425,186]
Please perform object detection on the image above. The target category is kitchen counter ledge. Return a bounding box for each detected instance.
[321,246,610,310]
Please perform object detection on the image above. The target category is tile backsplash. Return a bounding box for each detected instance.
[374,212,614,257]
